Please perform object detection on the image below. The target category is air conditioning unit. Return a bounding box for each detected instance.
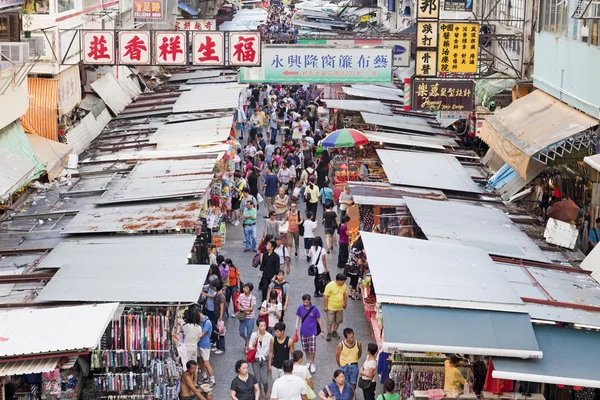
[0,42,29,64]
[23,37,45,57]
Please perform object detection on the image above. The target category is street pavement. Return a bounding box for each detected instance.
[209,199,377,399]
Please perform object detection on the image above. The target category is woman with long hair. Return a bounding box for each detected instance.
[309,236,327,297]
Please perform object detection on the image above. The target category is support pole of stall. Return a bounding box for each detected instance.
[404,78,412,111]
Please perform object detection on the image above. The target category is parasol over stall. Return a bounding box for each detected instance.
[321,129,370,148]
[548,199,580,223]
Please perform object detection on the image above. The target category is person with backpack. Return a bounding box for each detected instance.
[294,294,324,374]
[300,161,317,189]
[267,270,291,321]
[305,176,320,219]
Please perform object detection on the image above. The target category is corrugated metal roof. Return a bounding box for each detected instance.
[378,149,485,193]
[404,197,551,263]
[83,146,228,164]
[322,100,392,115]
[150,117,233,149]
[0,358,59,375]
[382,304,542,358]
[95,158,215,204]
[365,131,456,149]
[361,232,526,312]
[168,70,222,82]
[91,72,134,115]
[350,84,404,96]
[493,325,600,388]
[172,84,246,113]
[347,181,446,206]
[0,147,37,201]
[26,133,72,181]
[291,20,333,30]
[63,199,202,234]
[342,87,403,102]
[361,112,436,134]
[35,235,206,303]
[0,303,118,357]
[66,107,116,155]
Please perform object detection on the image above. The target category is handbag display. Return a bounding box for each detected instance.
[308,248,323,276]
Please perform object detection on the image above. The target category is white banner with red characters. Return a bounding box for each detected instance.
[228,32,261,67]
[175,19,216,31]
[74,30,261,66]
[192,32,225,66]
[118,31,151,65]
[83,31,115,64]
[154,32,187,65]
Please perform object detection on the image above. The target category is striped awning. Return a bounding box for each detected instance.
[21,77,58,141]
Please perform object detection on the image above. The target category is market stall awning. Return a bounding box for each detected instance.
[478,90,598,179]
[364,131,457,149]
[361,113,435,134]
[0,303,118,357]
[381,304,542,358]
[0,356,77,376]
[323,100,392,115]
[361,232,526,312]
[492,325,600,388]
[378,149,485,193]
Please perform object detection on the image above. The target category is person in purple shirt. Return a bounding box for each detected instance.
[294,294,324,374]
[337,215,350,269]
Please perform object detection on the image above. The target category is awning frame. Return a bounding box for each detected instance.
[383,342,542,359]
[533,130,594,165]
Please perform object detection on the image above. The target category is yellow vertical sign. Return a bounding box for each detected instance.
[417,0,440,18]
[416,50,437,77]
[438,22,479,73]
[417,21,439,47]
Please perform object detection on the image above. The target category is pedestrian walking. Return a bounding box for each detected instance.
[304,177,320,219]
[277,162,295,194]
[274,187,289,222]
[324,274,348,341]
[309,237,327,298]
[213,281,226,354]
[260,291,282,334]
[322,203,338,254]
[182,310,202,383]
[181,361,212,400]
[237,283,257,352]
[274,235,291,274]
[230,360,260,400]
[344,248,363,301]
[319,183,333,212]
[267,270,290,321]
[337,215,350,269]
[285,203,302,258]
[248,319,274,400]
[243,200,258,252]
[260,240,281,301]
[335,328,362,391]
[292,351,316,400]
[294,294,323,373]
[225,259,241,318]
[198,309,215,386]
[265,211,281,237]
[270,360,308,400]
[337,187,353,219]
[358,343,378,400]
[318,370,354,400]
[302,211,318,262]
[231,171,246,226]
[264,167,278,213]
[270,322,295,381]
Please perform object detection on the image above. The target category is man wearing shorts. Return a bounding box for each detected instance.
[198,311,215,386]
[335,328,362,391]
[294,294,324,373]
[181,360,211,400]
[323,274,347,341]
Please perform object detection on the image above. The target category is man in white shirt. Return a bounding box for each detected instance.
[274,235,291,275]
[300,115,311,136]
[270,360,307,400]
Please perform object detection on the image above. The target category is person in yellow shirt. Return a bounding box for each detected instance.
[444,356,466,394]
[323,273,348,342]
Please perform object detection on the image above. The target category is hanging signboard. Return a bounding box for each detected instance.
[133,0,163,19]
[240,46,392,84]
[417,21,439,47]
[83,30,115,65]
[192,32,225,66]
[154,32,187,65]
[118,31,151,65]
[444,0,473,12]
[417,0,440,19]
[228,32,261,67]
[415,50,437,77]
[438,22,479,73]
[297,39,411,67]
[439,110,470,119]
[174,19,216,31]
[412,79,474,111]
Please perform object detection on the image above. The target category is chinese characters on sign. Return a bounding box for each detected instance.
[438,22,479,73]
[154,32,187,65]
[133,0,163,19]
[229,32,261,66]
[174,19,216,31]
[417,21,439,47]
[118,31,150,65]
[416,50,437,77]
[417,0,439,19]
[412,79,475,111]
[252,46,392,84]
[192,32,225,66]
[83,31,114,64]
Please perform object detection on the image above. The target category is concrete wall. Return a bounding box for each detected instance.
[533,31,600,118]
[0,69,29,131]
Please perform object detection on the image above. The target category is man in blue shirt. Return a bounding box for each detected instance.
[198,308,215,385]
[263,166,279,213]
[589,218,600,253]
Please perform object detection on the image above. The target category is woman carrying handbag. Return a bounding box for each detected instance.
[247,319,273,400]
[308,236,328,297]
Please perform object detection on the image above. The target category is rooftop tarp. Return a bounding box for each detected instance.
[492,325,600,388]
[478,90,598,179]
[26,133,72,181]
[381,304,542,358]
[361,232,526,313]
[475,72,517,108]
[0,303,118,357]
[35,235,209,303]
[20,77,59,141]
[404,197,551,263]
[378,149,484,193]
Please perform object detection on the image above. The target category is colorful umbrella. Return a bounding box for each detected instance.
[321,129,370,148]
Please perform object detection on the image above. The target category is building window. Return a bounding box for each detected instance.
[57,0,75,13]
[540,0,569,36]
[497,0,525,28]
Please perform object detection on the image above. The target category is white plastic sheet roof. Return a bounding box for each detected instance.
[361,232,526,313]
[361,112,436,134]
[342,87,403,102]
[150,117,233,149]
[404,197,551,263]
[173,84,246,113]
[0,303,118,357]
[378,149,484,193]
[0,147,36,202]
[365,131,457,149]
[322,100,392,115]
